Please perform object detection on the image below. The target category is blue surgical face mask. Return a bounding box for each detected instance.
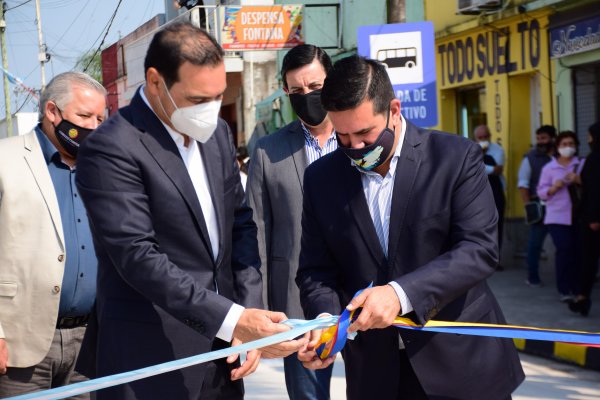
[338,107,395,171]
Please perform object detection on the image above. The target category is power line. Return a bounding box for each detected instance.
[13,91,33,113]
[83,0,123,72]
[5,0,33,12]
[52,0,89,45]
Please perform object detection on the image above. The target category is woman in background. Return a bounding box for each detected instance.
[537,131,582,302]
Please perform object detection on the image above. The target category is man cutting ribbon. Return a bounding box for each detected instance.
[296,55,525,400]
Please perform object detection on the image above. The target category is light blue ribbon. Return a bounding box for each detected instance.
[11,310,600,400]
[6,316,338,400]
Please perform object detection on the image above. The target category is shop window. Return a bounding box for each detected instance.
[457,86,487,139]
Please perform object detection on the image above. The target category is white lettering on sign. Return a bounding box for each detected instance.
[242,27,284,41]
[413,89,427,102]
[241,12,285,26]
[552,25,600,58]
[396,89,428,108]
[397,90,411,102]
[403,106,427,119]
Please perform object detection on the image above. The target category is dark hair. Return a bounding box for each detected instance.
[281,44,332,89]
[236,146,249,174]
[536,125,557,138]
[144,22,224,88]
[555,130,579,156]
[589,122,600,152]
[321,55,394,115]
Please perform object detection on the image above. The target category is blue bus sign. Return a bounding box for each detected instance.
[358,22,437,127]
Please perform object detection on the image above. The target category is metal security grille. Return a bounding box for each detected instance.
[574,64,600,157]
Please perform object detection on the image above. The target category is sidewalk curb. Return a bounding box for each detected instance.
[514,339,600,370]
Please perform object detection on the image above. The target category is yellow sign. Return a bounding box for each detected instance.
[221,5,304,50]
[437,15,549,89]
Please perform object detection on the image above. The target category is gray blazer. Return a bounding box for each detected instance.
[246,120,308,318]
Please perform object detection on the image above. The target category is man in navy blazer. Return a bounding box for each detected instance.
[76,23,304,400]
[296,56,524,399]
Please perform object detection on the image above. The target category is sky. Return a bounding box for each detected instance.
[1,0,166,116]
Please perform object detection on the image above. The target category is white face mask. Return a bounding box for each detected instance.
[478,140,490,150]
[161,79,222,143]
[558,146,576,158]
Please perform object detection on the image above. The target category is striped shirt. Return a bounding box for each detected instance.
[357,115,407,257]
[301,122,338,164]
[354,115,413,330]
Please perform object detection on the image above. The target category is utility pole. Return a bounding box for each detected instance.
[35,0,47,91]
[388,0,405,23]
[0,0,12,136]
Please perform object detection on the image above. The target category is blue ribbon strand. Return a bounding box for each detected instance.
[394,323,600,344]
[6,316,338,400]
[7,300,600,399]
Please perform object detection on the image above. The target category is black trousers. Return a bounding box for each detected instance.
[396,350,428,400]
[580,224,600,297]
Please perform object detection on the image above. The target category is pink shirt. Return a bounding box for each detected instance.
[537,157,583,226]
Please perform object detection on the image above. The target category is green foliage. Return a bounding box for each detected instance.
[75,50,103,84]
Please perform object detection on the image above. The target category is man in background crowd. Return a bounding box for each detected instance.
[474,125,506,268]
[518,125,557,287]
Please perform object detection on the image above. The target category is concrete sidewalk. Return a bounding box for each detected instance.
[243,354,600,399]
[488,251,600,370]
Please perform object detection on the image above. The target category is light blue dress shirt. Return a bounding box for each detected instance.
[35,126,97,317]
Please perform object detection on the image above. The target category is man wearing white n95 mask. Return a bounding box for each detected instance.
[75,22,305,400]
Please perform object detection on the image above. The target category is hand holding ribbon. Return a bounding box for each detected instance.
[313,284,600,361]
[297,329,337,370]
[232,308,307,359]
[346,284,401,334]
[227,338,261,381]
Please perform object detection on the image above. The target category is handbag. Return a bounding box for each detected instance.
[525,201,545,225]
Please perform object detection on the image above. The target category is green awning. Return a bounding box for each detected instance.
[255,88,286,123]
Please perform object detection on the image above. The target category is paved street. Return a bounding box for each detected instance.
[244,353,600,399]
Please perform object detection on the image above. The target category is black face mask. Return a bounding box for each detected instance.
[288,90,328,127]
[53,109,94,158]
[536,143,551,154]
[338,108,395,171]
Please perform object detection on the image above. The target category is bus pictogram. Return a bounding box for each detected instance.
[376,47,417,69]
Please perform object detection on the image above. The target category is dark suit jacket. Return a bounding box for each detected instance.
[580,151,600,224]
[246,120,308,318]
[75,90,262,399]
[297,121,524,400]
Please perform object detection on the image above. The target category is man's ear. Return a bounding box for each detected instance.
[45,101,59,125]
[145,67,162,96]
[390,98,401,124]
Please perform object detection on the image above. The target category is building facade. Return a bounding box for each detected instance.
[416,0,556,220]
[550,1,600,156]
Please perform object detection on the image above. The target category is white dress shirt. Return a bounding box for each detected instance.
[484,142,506,189]
[140,87,243,342]
[353,115,413,319]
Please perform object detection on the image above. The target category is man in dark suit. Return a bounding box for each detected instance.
[76,22,304,400]
[247,44,335,400]
[296,55,524,400]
